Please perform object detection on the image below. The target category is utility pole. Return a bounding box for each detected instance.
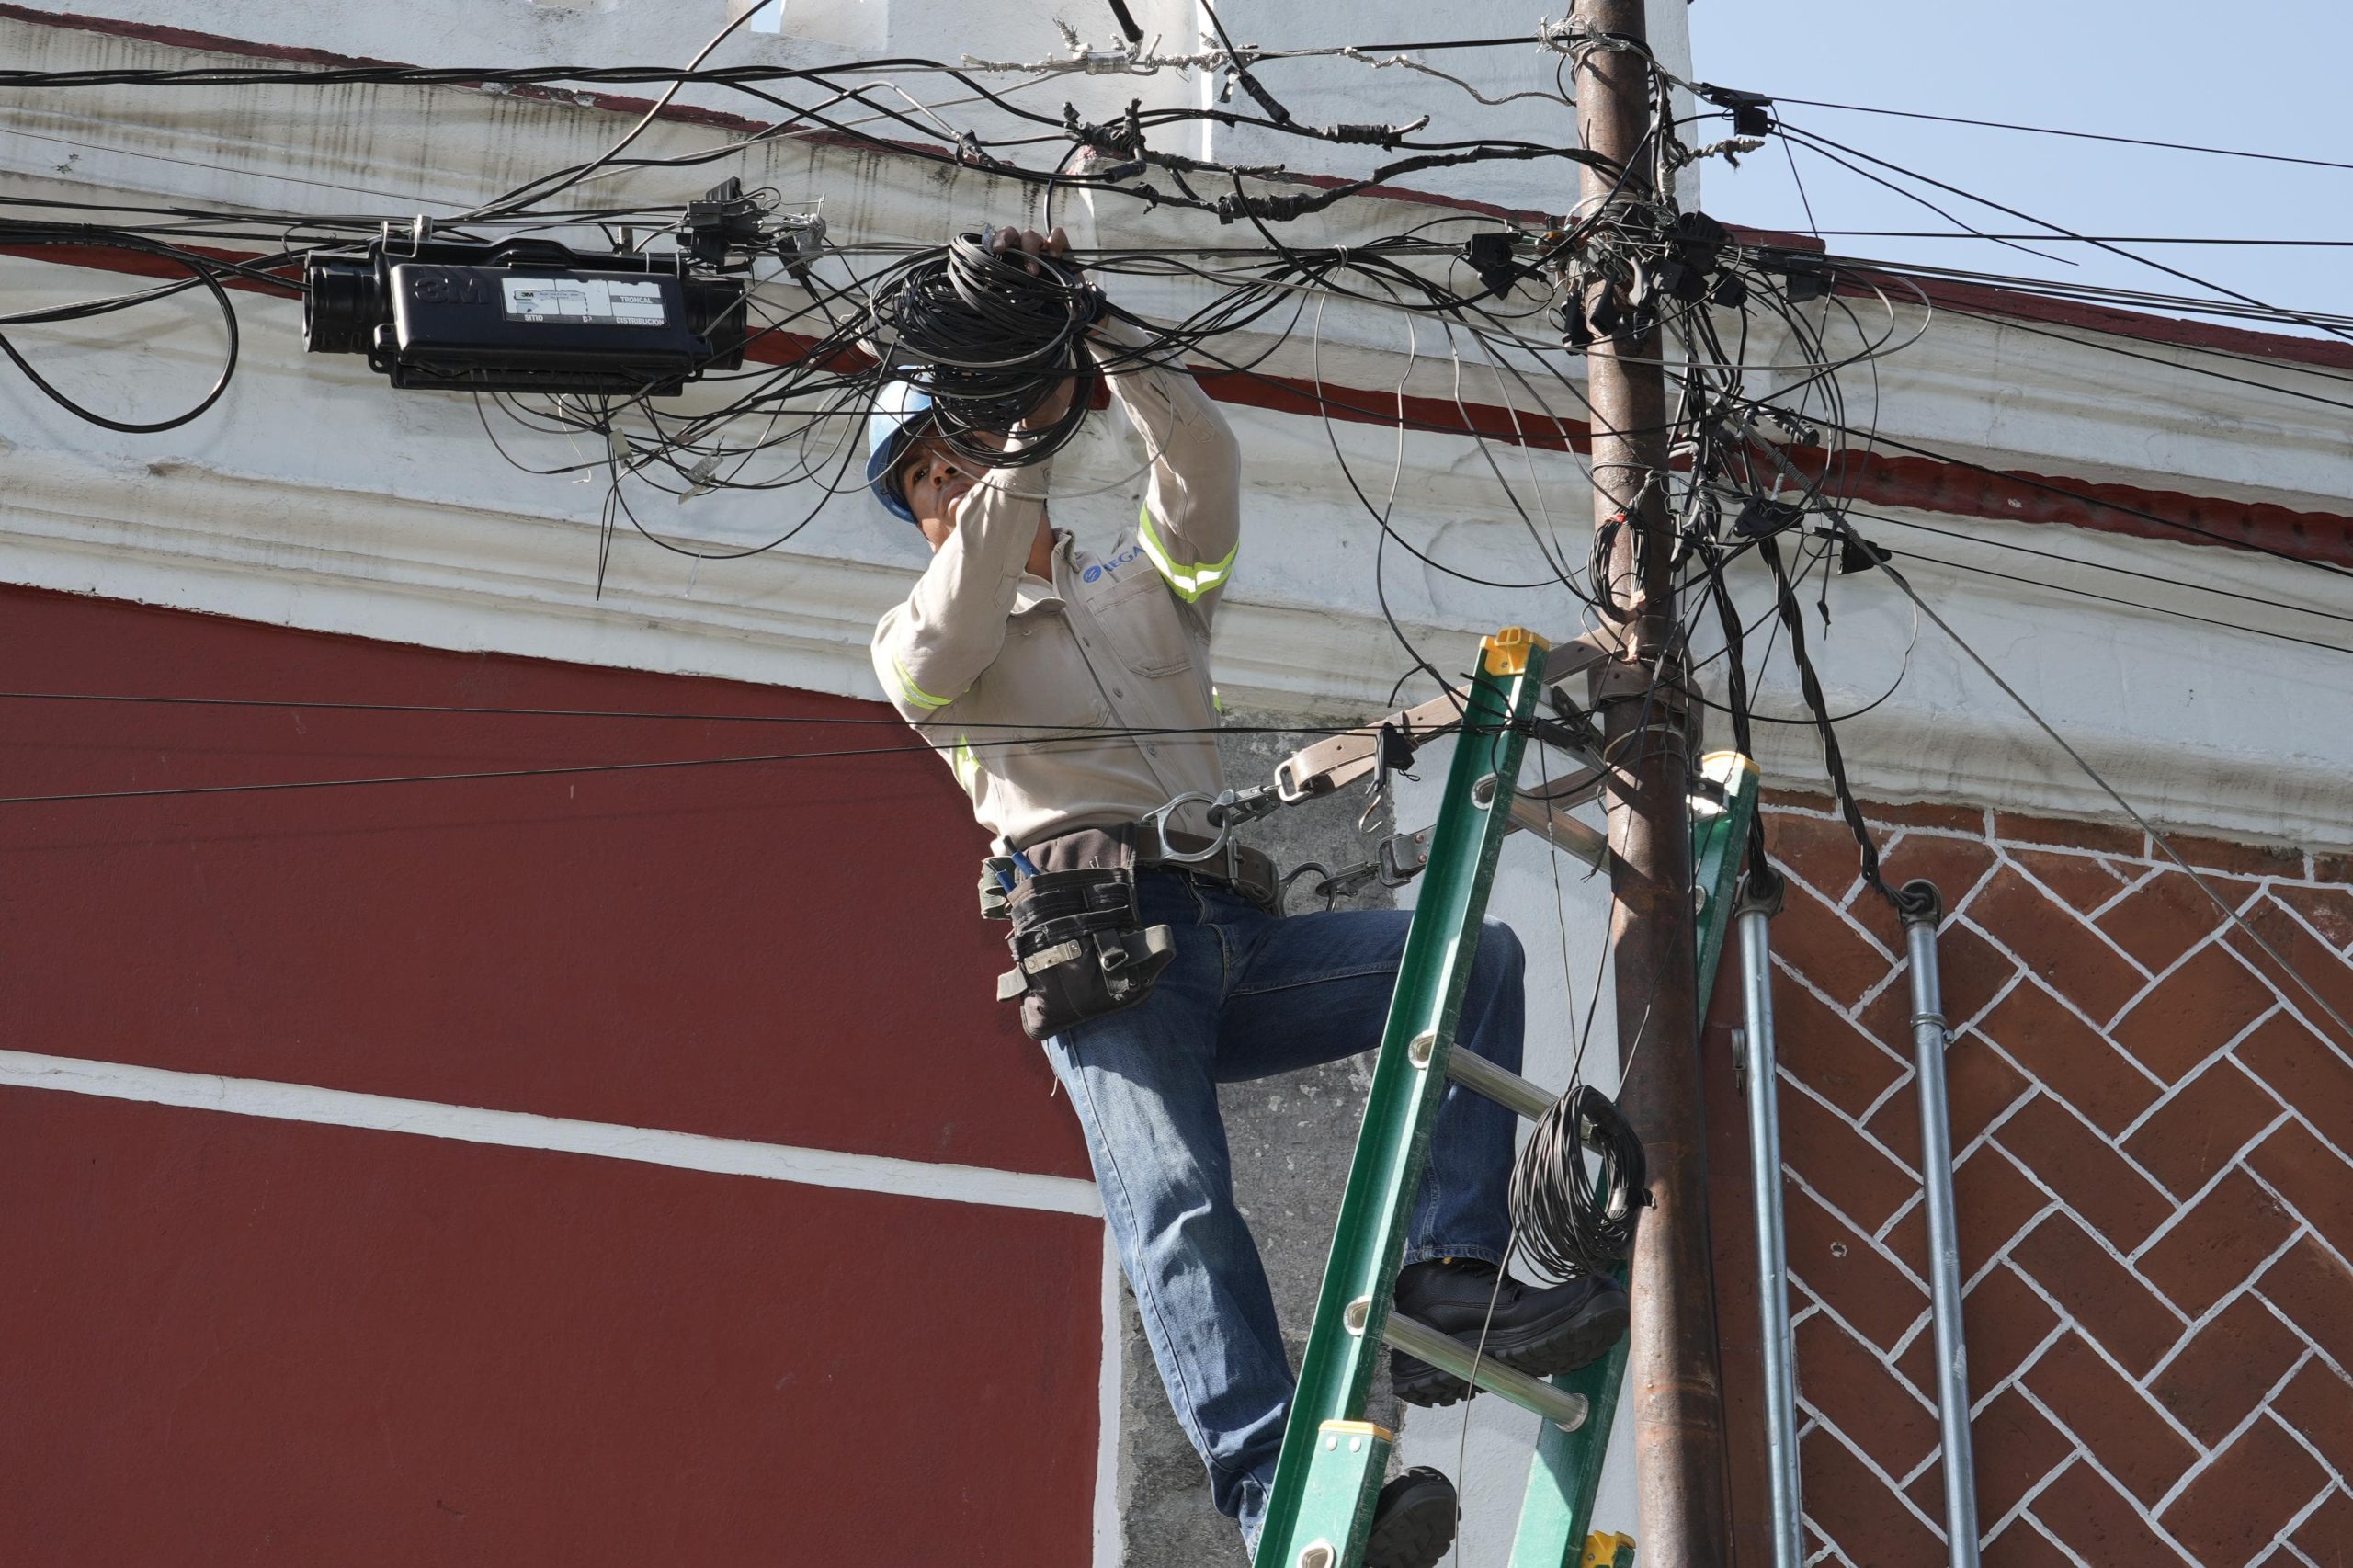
[1570,2,1733,1563]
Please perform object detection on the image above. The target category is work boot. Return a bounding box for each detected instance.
[1364,1466,1457,1568]
[1387,1257,1629,1408]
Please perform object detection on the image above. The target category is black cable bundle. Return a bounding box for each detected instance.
[866,232,1103,466]
[0,221,252,433]
[1510,1085,1649,1279]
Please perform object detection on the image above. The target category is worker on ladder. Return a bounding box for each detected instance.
[870,227,1628,1565]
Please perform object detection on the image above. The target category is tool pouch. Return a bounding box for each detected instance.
[994,865,1175,1040]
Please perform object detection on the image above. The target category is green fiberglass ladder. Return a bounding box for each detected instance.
[1253,627,1758,1568]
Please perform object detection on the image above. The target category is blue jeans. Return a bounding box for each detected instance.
[1041,870,1526,1547]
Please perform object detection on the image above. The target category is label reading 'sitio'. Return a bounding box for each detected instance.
[501,276,668,326]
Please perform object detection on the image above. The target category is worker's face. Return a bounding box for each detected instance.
[899,437,977,551]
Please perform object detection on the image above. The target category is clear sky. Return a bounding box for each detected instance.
[1685,0,2353,337]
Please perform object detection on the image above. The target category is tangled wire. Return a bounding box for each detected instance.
[865,232,1105,466]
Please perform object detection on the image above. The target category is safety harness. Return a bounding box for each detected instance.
[981,630,1630,1040]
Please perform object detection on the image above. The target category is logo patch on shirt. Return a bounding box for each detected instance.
[1084,543,1146,584]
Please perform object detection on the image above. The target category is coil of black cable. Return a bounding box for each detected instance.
[866,232,1102,466]
[1509,1084,1650,1279]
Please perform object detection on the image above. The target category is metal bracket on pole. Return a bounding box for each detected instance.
[1508,794,1610,870]
[1269,631,1618,805]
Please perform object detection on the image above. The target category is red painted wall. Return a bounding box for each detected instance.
[0,585,1101,1565]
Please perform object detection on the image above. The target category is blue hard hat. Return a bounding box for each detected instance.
[866,379,935,525]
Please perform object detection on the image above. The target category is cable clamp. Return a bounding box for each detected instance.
[1589,651,1691,713]
[1692,84,1778,137]
[676,454,721,502]
[1734,865,1786,920]
[1586,652,1701,762]
[1670,134,1768,171]
[1538,18,1643,58]
[1537,18,1597,53]
[381,215,432,257]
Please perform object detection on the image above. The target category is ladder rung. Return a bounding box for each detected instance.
[1444,1049,1558,1122]
[1376,1308,1593,1430]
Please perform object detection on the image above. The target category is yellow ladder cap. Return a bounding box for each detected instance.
[1481,626,1552,676]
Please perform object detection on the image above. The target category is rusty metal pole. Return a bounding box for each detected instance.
[1570,3,1733,1562]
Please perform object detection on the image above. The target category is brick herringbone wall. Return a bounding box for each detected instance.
[1704,795,2353,1567]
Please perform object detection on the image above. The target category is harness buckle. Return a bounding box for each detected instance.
[1136,790,1225,863]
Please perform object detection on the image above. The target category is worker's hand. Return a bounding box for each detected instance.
[990,224,1073,277]
[991,225,1084,433]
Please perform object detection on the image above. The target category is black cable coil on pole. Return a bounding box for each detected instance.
[865,232,1104,467]
[1510,1084,1650,1279]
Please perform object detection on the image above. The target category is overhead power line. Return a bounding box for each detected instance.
[0,722,1379,807]
[0,690,1380,739]
[1802,233,2353,248]
[1920,300,2353,416]
[1872,560,2353,1049]
[1755,96,2353,175]
[1702,410,2353,1058]
[1816,247,2353,335]
[1807,411,2353,581]
[1779,121,2353,344]
[1847,508,2353,628]
[1890,546,2353,659]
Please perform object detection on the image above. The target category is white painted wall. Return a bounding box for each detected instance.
[7,0,1662,211]
[1187,0,1695,214]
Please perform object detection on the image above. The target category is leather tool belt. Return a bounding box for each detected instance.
[979,823,1281,1040]
[1123,820,1284,915]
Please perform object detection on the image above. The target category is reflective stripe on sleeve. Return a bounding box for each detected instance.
[950,734,981,792]
[1135,503,1236,604]
[892,656,956,711]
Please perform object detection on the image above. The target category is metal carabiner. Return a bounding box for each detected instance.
[1279,861,1336,914]
[1138,790,1229,864]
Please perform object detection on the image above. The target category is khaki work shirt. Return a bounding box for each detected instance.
[870,323,1241,851]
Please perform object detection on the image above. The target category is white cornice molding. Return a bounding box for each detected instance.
[6,437,2350,850]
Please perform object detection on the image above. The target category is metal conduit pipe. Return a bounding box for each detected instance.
[1735,876,1804,1568]
[1903,878,1981,1567]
